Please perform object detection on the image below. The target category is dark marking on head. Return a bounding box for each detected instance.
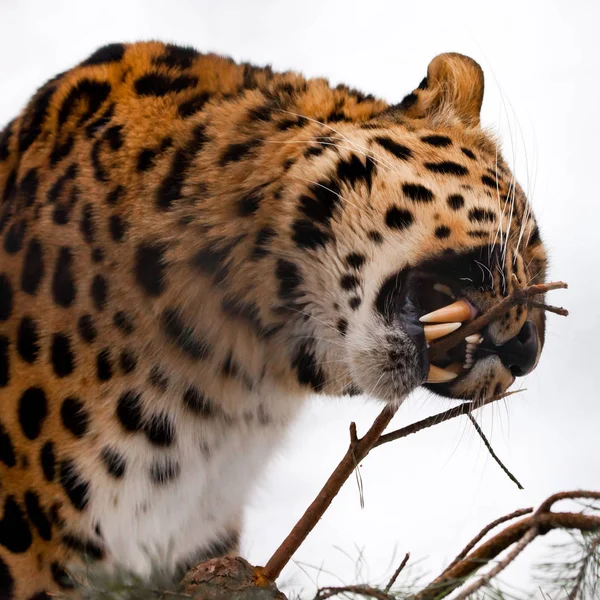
[386,206,414,230]
[61,534,104,561]
[251,226,276,259]
[447,194,465,210]
[91,274,108,311]
[468,208,496,223]
[81,44,126,67]
[153,44,199,69]
[58,79,111,130]
[96,349,112,381]
[178,92,211,118]
[4,219,26,254]
[77,314,97,344]
[0,336,9,387]
[144,413,175,447]
[150,459,181,485]
[292,343,325,391]
[461,147,476,160]
[19,85,56,153]
[374,136,412,161]
[337,318,348,337]
[113,311,134,335]
[148,366,169,392]
[0,275,12,321]
[183,386,215,417]
[52,247,76,307]
[161,309,211,360]
[21,238,45,296]
[134,73,199,97]
[0,423,16,468]
[219,140,261,166]
[421,135,452,147]
[134,241,168,297]
[435,225,451,239]
[403,183,434,203]
[119,349,137,374]
[481,175,498,188]
[61,397,89,439]
[425,161,468,176]
[24,491,52,541]
[116,391,143,433]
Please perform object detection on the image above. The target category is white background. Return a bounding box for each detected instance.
[0,1,597,597]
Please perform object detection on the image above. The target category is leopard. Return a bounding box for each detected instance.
[0,41,548,598]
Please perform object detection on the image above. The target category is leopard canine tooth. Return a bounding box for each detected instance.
[433,283,455,299]
[465,333,483,344]
[427,364,459,383]
[424,322,462,341]
[420,299,472,323]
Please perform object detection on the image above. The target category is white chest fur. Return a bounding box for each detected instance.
[82,391,301,579]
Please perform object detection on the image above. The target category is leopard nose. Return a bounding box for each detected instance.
[497,321,539,377]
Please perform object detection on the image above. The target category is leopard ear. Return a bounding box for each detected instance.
[398,53,484,127]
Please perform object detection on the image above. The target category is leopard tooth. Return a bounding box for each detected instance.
[465,333,483,344]
[424,322,462,341]
[420,299,472,323]
[427,364,459,383]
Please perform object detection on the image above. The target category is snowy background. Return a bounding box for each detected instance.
[0,0,597,596]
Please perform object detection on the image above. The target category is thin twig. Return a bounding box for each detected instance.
[384,552,410,593]
[452,526,538,600]
[428,281,568,362]
[528,299,569,316]
[315,584,395,599]
[260,406,399,582]
[468,414,524,489]
[443,507,533,573]
[373,390,523,449]
[568,533,600,600]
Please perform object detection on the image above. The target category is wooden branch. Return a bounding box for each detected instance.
[468,414,523,489]
[260,406,399,582]
[315,584,395,599]
[428,281,568,362]
[414,492,600,600]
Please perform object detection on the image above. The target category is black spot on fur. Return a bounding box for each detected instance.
[150,459,181,485]
[104,125,124,151]
[0,121,13,161]
[467,230,488,238]
[19,85,56,153]
[528,224,541,247]
[51,333,74,377]
[144,413,174,447]
[96,349,113,381]
[435,225,451,239]
[403,183,434,203]
[134,241,168,296]
[178,92,211,118]
[386,206,414,230]
[219,140,261,165]
[0,423,16,468]
[1,168,16,204]
[251,226,276,259]
[481,174,498,188]
[19,168,39,207]
[47,163,77,204]
[425,161,468,176]
[461,147,476,160]
[468,208,496,223]
[135,73,198,97]
[58,79,111,130]
[60,397,89,438]
[292,343,325,391]
[24,491,52,541]
[375,136,413,161]
[113,311,134,335]
[190,236,242,284]
[51,561,74,589]
[136,148,157,172]
[237,186,264,217]
[154,44,199,69]
[349,296,362,310]
[337,318,348,337]
[85,103,115,138]
[77,314,97,344]
[80,204,96,243]
[59,460,89,511]
[337,154,375,191]
[447,194,465,210]
[0,495,33,552]
[421,135,452,147]
[17,316,40,363]
[276,259,303,302]
[148,366,169,391]
[50,135,75,166]
[0,336,9,387]
[100,447,126,479]
[117,391,143,432]
[119,350,137,374]
[292,219,331,249]
[0,275,13,321]
[182,386,215,417]
[156,124,208,210]
[90,274,108,311]
[161,309,211,360]
[4,219,26,254]
[105,185,124,205]
[19,387,48,440]
[21,238,44,295]
[41,441,55,482]
[345,253,366,269]
[81,44,126,67]
[52,247,76,307]
[340,274,359,291]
